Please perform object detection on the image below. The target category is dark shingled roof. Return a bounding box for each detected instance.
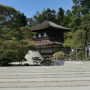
[30,21,70,31]
[35,41,63,46]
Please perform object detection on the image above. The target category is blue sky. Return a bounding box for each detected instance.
[0,0,74,18]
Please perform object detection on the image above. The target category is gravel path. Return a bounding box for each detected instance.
[0,61,90,90]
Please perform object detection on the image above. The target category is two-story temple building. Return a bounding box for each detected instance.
[30,21,70,56]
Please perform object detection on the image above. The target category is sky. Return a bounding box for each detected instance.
[0,0,74,18]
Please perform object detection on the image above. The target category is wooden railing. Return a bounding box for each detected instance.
[33,36,48,41]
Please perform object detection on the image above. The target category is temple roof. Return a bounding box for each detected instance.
[35,41,63,46]
[30,21,70,31]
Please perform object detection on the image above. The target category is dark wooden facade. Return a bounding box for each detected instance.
[31,21,70,56]
[33,27,64,43]
[38,45,70,55]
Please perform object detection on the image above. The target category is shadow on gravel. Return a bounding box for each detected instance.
[54,60,65,66]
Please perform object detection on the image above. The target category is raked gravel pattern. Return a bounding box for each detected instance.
[0,61,90,89]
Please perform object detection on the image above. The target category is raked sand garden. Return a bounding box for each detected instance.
[0,61,90,90]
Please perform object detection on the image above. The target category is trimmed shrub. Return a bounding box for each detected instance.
[76,50,85,60]
[53,51,65,60]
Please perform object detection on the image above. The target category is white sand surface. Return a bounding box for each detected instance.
[0,61,90,89]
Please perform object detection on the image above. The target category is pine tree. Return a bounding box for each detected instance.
[33,8,57,24]
[0,5,37,65]
[64,0,90,59]
[56,7,65,25]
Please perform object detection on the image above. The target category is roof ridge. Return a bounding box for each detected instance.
[30,21,70,30]
[49,21,70,30]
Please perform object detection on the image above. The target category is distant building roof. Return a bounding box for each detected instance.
[30,21,70,31]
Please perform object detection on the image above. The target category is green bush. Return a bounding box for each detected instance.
[0,58,11,66]
[88,55,90,60]
[53,51,64,60]
[40,60,53,66]
[76,50,85,60]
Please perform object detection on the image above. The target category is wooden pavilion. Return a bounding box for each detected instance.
[30,21,71,56]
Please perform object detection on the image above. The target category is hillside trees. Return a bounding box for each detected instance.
[59,9,72,28]
[64,0,90,59]
[16,13,27,27]
[27,18,36,27]
[0,5,37,65]
[33,7,72,28]
[56,7,65,25]
[33,8,57,25]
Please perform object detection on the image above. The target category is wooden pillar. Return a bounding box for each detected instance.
[60,44,61,51]
[46,45,47,53]
[40,46,41,53]
[67,47,68,54]
[76,49,77,60]
[52,44,53,54]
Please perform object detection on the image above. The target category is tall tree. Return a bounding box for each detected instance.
[27,18,36,27]
[80,14,90,45]
[56,7,65,25]
[0,5,37,65]
[64,0,90,59]
[33,8,57,24]
[16,13,27,27]
[70,0,90,32]
[69,5,81,32]
[60,10,72,28]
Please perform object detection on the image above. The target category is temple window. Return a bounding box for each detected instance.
[44,32,47,37]
[38,33,41,37]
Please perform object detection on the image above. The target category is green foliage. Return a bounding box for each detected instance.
[76,50,85,60]
[64,0,90,47]
[33,8,57,24]
[64,0,90,60]
[87,37,90,45]
[27,18,36,27]
[16,13,27,27]
[64,30,86,49]
[53,51,64,59]
[60,14,72,28]
[72,0,90,15]
[63,32,73,48]
[72,30,86,49]
[88,55,90,60]
[33,8,71,28]
[70,6,81,32]
[41,60,53,66]
[80,14,90,45]
[56,7,65,25]
[0,5,37,65]
[0,58,11,66]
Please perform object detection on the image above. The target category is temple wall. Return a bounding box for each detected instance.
[38,45,69,55]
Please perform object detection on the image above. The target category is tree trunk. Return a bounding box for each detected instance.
[76,49,77,60]
[85,47,87,60]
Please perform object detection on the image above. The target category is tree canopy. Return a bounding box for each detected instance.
[31,7,72,28]
[0,5,37,65]
[63,0,90,59]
